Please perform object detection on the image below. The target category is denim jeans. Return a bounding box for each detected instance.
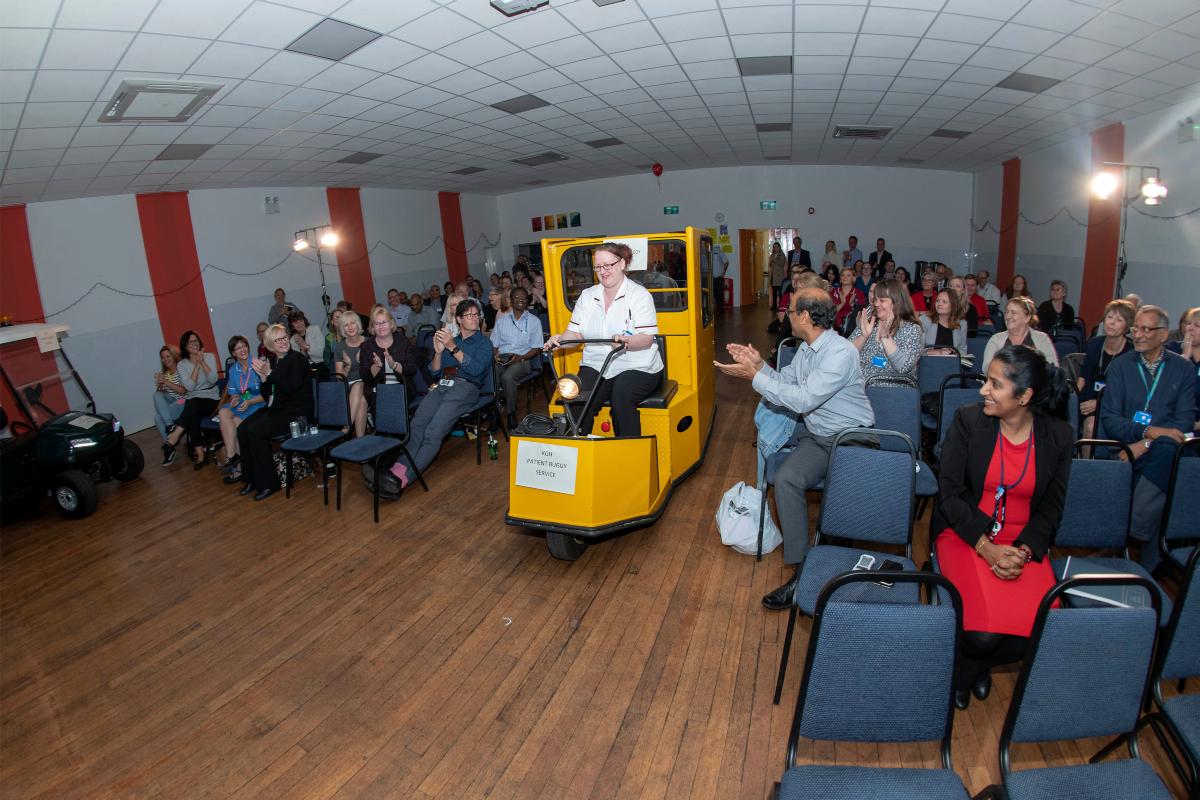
[153,391,185,440]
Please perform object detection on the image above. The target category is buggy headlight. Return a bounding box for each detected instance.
[557,374,581,401]
[112,419,121,432]
[68,438,97,451]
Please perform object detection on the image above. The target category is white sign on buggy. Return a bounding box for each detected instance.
[515,440,579,495]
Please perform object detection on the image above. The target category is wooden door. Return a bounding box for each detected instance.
[738,229,756,306]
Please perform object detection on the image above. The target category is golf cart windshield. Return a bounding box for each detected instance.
[0,324,93,428]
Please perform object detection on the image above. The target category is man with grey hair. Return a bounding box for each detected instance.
[975,269,1003,305]
[1100,305,1197,569]
[715,288,875,609]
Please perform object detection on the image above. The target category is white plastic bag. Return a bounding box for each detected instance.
[717,481,782,556]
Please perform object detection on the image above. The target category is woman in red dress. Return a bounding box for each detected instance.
[932,344,1073,709]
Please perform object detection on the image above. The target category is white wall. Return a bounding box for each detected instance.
[22,186,501,433]
[970,165,1002,281]
[496,164,975,304]
[971,100,1200,315]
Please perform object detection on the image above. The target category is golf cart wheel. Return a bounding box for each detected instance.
[110,440,145,481]
[546,532,588,561]
[53,470,98,519]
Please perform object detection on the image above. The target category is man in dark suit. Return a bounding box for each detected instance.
[786,236,811,270]
[867,237,893,280]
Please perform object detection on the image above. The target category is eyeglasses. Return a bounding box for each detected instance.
[1131,325,1166,334]
[373,321,391,328]
[272,336,290,343]
[594,260,622,272]
[460,311,481,319]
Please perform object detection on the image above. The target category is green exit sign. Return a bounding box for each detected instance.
[760,200,777,210]
[663,205,680,215]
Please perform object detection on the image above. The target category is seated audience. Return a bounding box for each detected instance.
[1036,280,1076,337]
[854,259,873,295]
[894,266,911,292]
[910,271,937,313]
[975,269,1003,305]
[334,312,368,438]
[948,276,979,334]
[714,289,874,611]
[821,264,839,286]
[322,309,343,375]
[152,345,185,442]
[1124,292,1142,309]
[528,272,548,313]
[441,281,471,335]
[428,283,445,312]
[492,287,544,428]
[830,267,866,338]
[921,288,968,356]
[933,345,1072,709]
[406,293,440,335]
[849,279,922,388]
[387,288,411,331]
[161,330,219,468]
[255,322,271,361]
[288,310,327,379]
[1005,273,1032,304]
[218,335,264,478]
[1100,306,1197,568]
[235,325,313,501]
[982,297,1058,371]
[267,287,298,326]
[962,275,992,331]
[361,304,423,413]
[390,298,492,488]
[1166,306,1200,430]
[1078,299,1135,439]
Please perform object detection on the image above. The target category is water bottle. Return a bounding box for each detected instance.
[487,436,498,461]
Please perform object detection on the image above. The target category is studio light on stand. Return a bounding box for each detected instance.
[292,224,338,318]
[1089,162,1168,297]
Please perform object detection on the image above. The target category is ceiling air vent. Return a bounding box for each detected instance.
[512,151,568,167]
[832,125,892,140]
[931,128,971,139]
[336,151,384,164]
[98,79,223,123]
[450,166,486,175]
[897,157,925,164]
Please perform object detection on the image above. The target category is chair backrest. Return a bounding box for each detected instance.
[1162,438,1200,545]
[535,310,550,338]
[777,337,799,370]
[937,373,984,445]
[1053,338,1077,362]
[1159,548,1200,685]
[316,380,349,428]
[1067,390,1079,436]
[966,334,987,366]
[817,427,915,548]
[918,354,962,396]
[1053,444,1133,549]
[374,382,410,438]
[1000,575,1160,775]
[416,325,436,352]
[865,385,920,453]
[787,571,962,769]
[477,356,497,397]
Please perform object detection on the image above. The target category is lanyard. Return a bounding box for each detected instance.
[1137,357,1163,412]
[990,429,1034,538]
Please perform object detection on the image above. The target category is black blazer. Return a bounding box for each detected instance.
[261,350,314,420]
[867,248,894,268]
[931,404,1073,560]
[786,247,811,269]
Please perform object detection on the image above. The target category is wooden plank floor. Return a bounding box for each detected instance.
[1,301,1190,799]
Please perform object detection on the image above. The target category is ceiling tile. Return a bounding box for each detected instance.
[68,126,133,147]
[854,35,919,60]
[188,42,275,79]
[669,36,734,63]
[861,6,936,37]
[1013,0,1102,33]
[724,6,793,35]
[479,51,546,81]
[1017,55,1085,80]
[13,127,74,150]
[273,87,341,112]
[56,0,158,30]
[340,36,424,73]
[589,21,666,53]
[26,70,110,103]
[220,80,293,107]
[556,55,623,82]
[1143,62,1200,87]
[1043,35,1121,65]
[793,5,865,33]
[17,101,91,128]
[143,0,252,38]
[557,0,646,32]
[394,7,483,50]
[118,34,210,73]
[911,39,978,64]
[0,29,50,71]
[7,149,65,169]
[303,63,378,93]
[1130,29,1200,60]
[0,71,35,105]
[1108,0,1198,26]
[40,30,135,71]
[250,51,330,85]
[354,74,421,102]
[330,0,439,33]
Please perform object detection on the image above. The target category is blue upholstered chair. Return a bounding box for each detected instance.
[280,380,349,503]
[776,570,999,800]
[866,384,937,510]
[455,359,509,465]
[998,574,1171,799]
[774,427,919,704]
[329,382,428,523]
[1051,440,1172,625]
[935,372,985,457]
[1160,438,1200,575]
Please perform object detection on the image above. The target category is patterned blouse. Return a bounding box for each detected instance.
[849,319,923,388]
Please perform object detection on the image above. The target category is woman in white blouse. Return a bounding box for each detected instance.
[982,296,1059,372]
[544,242,664,437]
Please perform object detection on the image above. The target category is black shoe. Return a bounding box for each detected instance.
[253,488,277,501]
[161,444,176,467]
[238,484,255,496]
[954,688,971,711]
[971,671,992,701]
[507,412,519,430]
[762,568,802,611]
[223,474,243,484]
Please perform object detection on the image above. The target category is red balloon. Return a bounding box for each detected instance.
[651,162,663,177]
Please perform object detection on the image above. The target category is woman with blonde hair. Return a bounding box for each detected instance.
[334,311,368,437]
[151,344,185,442]
[360,303,423,414]
[982,296,1058,371]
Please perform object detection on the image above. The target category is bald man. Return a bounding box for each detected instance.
[716,287,874,610]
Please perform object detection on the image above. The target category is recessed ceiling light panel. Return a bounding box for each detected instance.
[156,143,213,160]
[832,125,892,140]
[285,18,382,61]
[512,152,568,167]
[756,122,792,133]
[492,94,551,114]
[737,56,793,76]
[995,71,1061,94]
[98,79,223,123]
[930,128,971,139]
[336,151,384,164]
[451,166,486,175]
[585,137,623,148]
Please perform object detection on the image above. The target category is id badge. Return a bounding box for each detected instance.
[871,355,888,368]
[1093,380,1105,393]
[1133,410,1152,426]
[438,378,456,389]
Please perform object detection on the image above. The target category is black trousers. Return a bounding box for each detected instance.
[236,409,291,491]
[572,366,662,438]
[176,397,218,448]
[956,631,1027,689]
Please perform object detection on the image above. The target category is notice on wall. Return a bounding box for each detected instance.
[36,329,61,353]
[515,440,579,495]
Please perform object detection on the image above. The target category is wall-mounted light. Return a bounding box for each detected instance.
[319,230,339,248]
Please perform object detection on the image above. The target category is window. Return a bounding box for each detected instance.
[699,237,713,328]
[559,240,688,312]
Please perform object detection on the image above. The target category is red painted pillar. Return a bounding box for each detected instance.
[325,187,375,312]
[1079,123,1124,329]
[438,191,468,284]
[996,158,1020,290]
[135,192,216,350]
[0,204,68,423]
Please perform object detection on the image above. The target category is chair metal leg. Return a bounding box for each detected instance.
[372,456,380,523]
[756,486,768,562]
[285,452,293,498]
[335,459,343,510]
[773,604,799,705]
[405,448,429,492]
[476,416,483,464]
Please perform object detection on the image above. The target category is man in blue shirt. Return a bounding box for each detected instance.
[1100,305,1196,569]
[392,298,493,487]
[842,235,862,268]
[716,288,875,609]
[491,287,545,428]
